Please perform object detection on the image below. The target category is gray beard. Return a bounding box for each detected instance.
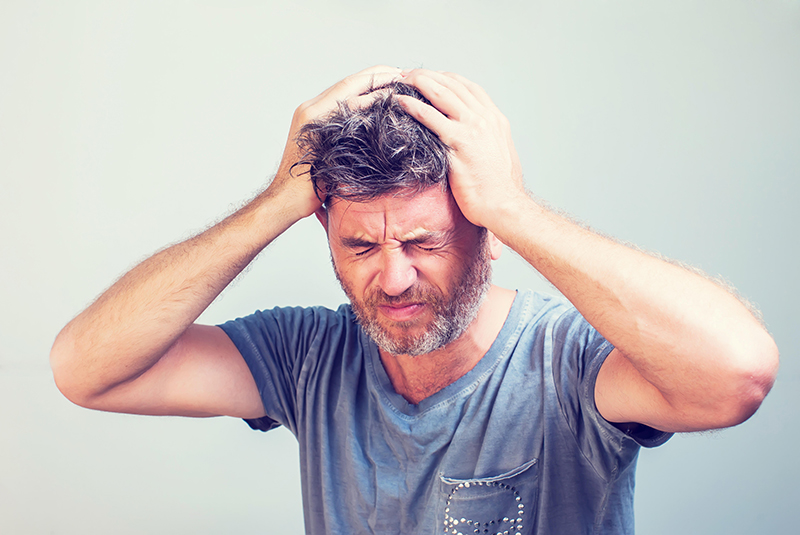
[333,237,492,357]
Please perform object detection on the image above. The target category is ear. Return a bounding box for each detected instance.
[487,231,503,261]
[314,206,328,233]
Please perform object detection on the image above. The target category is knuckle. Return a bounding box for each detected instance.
[293,106,310,122]
[295,104,320,125]
[472,114,489,131]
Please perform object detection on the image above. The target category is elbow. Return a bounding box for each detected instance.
[50,327,96,409]
[716,330,780,428]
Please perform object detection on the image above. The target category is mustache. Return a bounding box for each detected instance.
[366,283,443,306]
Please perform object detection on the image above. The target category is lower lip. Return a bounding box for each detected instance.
[378,303,425,321]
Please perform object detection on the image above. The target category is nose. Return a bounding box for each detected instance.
[378,248,417,296]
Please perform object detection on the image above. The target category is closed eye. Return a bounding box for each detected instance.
[354,247,374,257]
[340,236,377,257]
[406,237,444,253]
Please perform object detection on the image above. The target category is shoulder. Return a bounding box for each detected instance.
[217,303,361,375]
[219,303,356,338]
[517,291,672,449]
[511,290,611,399]
[514,290,598,341]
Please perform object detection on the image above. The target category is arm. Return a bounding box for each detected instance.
[50,66,402,418]
[398,69,779,433]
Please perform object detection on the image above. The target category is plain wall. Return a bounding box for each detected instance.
[1,1,798,533]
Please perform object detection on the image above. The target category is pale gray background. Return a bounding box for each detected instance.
[1,1,798,533]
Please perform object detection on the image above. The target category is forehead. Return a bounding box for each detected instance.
[327,187,464,241]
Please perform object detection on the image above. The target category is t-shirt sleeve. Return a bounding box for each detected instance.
[218,306,332,435]
[548,303,672,476]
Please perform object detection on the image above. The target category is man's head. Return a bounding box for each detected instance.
[298,82,501,356]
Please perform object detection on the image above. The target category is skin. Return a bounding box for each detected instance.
[317,188,511,404]
[397,69,779,431]
[50,66,779,435]
[49,66,403,418]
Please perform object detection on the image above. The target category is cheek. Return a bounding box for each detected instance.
[334,256,377,293]
[416,253,460,282]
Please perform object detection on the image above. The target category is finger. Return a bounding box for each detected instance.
[323,66,402,102]
[405,69,483,111]
[298,67,401,121]
[328,71,401,109]
[401,72,470,121]
[348,92,384,110]
[439,71,495,109]
[396,95,454,144]
[363,70,404,94]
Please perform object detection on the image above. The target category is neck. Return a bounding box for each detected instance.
[378,285,516,404]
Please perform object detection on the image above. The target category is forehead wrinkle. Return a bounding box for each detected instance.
[383,209,387,243]
[330,202,385,245]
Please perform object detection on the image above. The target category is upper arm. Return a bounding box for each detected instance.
[74,324,266,419]
[594,348,683,433]
[596,334,777,433]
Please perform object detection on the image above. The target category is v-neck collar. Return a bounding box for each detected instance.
[362,290,530,418]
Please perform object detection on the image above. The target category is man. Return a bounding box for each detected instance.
[51,66,779,534]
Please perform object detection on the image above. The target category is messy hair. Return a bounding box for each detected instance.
[294,82,450,206]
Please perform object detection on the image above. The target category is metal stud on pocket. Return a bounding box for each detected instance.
[442,480,526,535]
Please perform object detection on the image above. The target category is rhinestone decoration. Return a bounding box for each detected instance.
[442,481,527,534]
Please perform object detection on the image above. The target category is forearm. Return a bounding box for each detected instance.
[51,187,301,403]
[51,66,403,412]
[396,68,777,429]
[491,195,778,420]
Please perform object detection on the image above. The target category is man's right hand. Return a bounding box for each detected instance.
[50,66,400,420]
[268,66,402,220]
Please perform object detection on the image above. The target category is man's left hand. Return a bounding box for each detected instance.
[397,69,529,231]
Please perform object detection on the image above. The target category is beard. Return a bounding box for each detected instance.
[333,234,493,356]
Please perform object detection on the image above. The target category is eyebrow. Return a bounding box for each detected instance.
[339,231,444,249]
[340,236,376,249]
[402,232,442,246]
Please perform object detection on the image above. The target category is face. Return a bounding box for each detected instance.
[319,187,499,356]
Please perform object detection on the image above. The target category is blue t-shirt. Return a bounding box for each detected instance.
[220,290,671,534]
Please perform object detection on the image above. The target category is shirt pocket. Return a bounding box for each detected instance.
[439,458,538,535]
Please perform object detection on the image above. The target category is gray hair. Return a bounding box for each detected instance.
[294,82,450,206]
